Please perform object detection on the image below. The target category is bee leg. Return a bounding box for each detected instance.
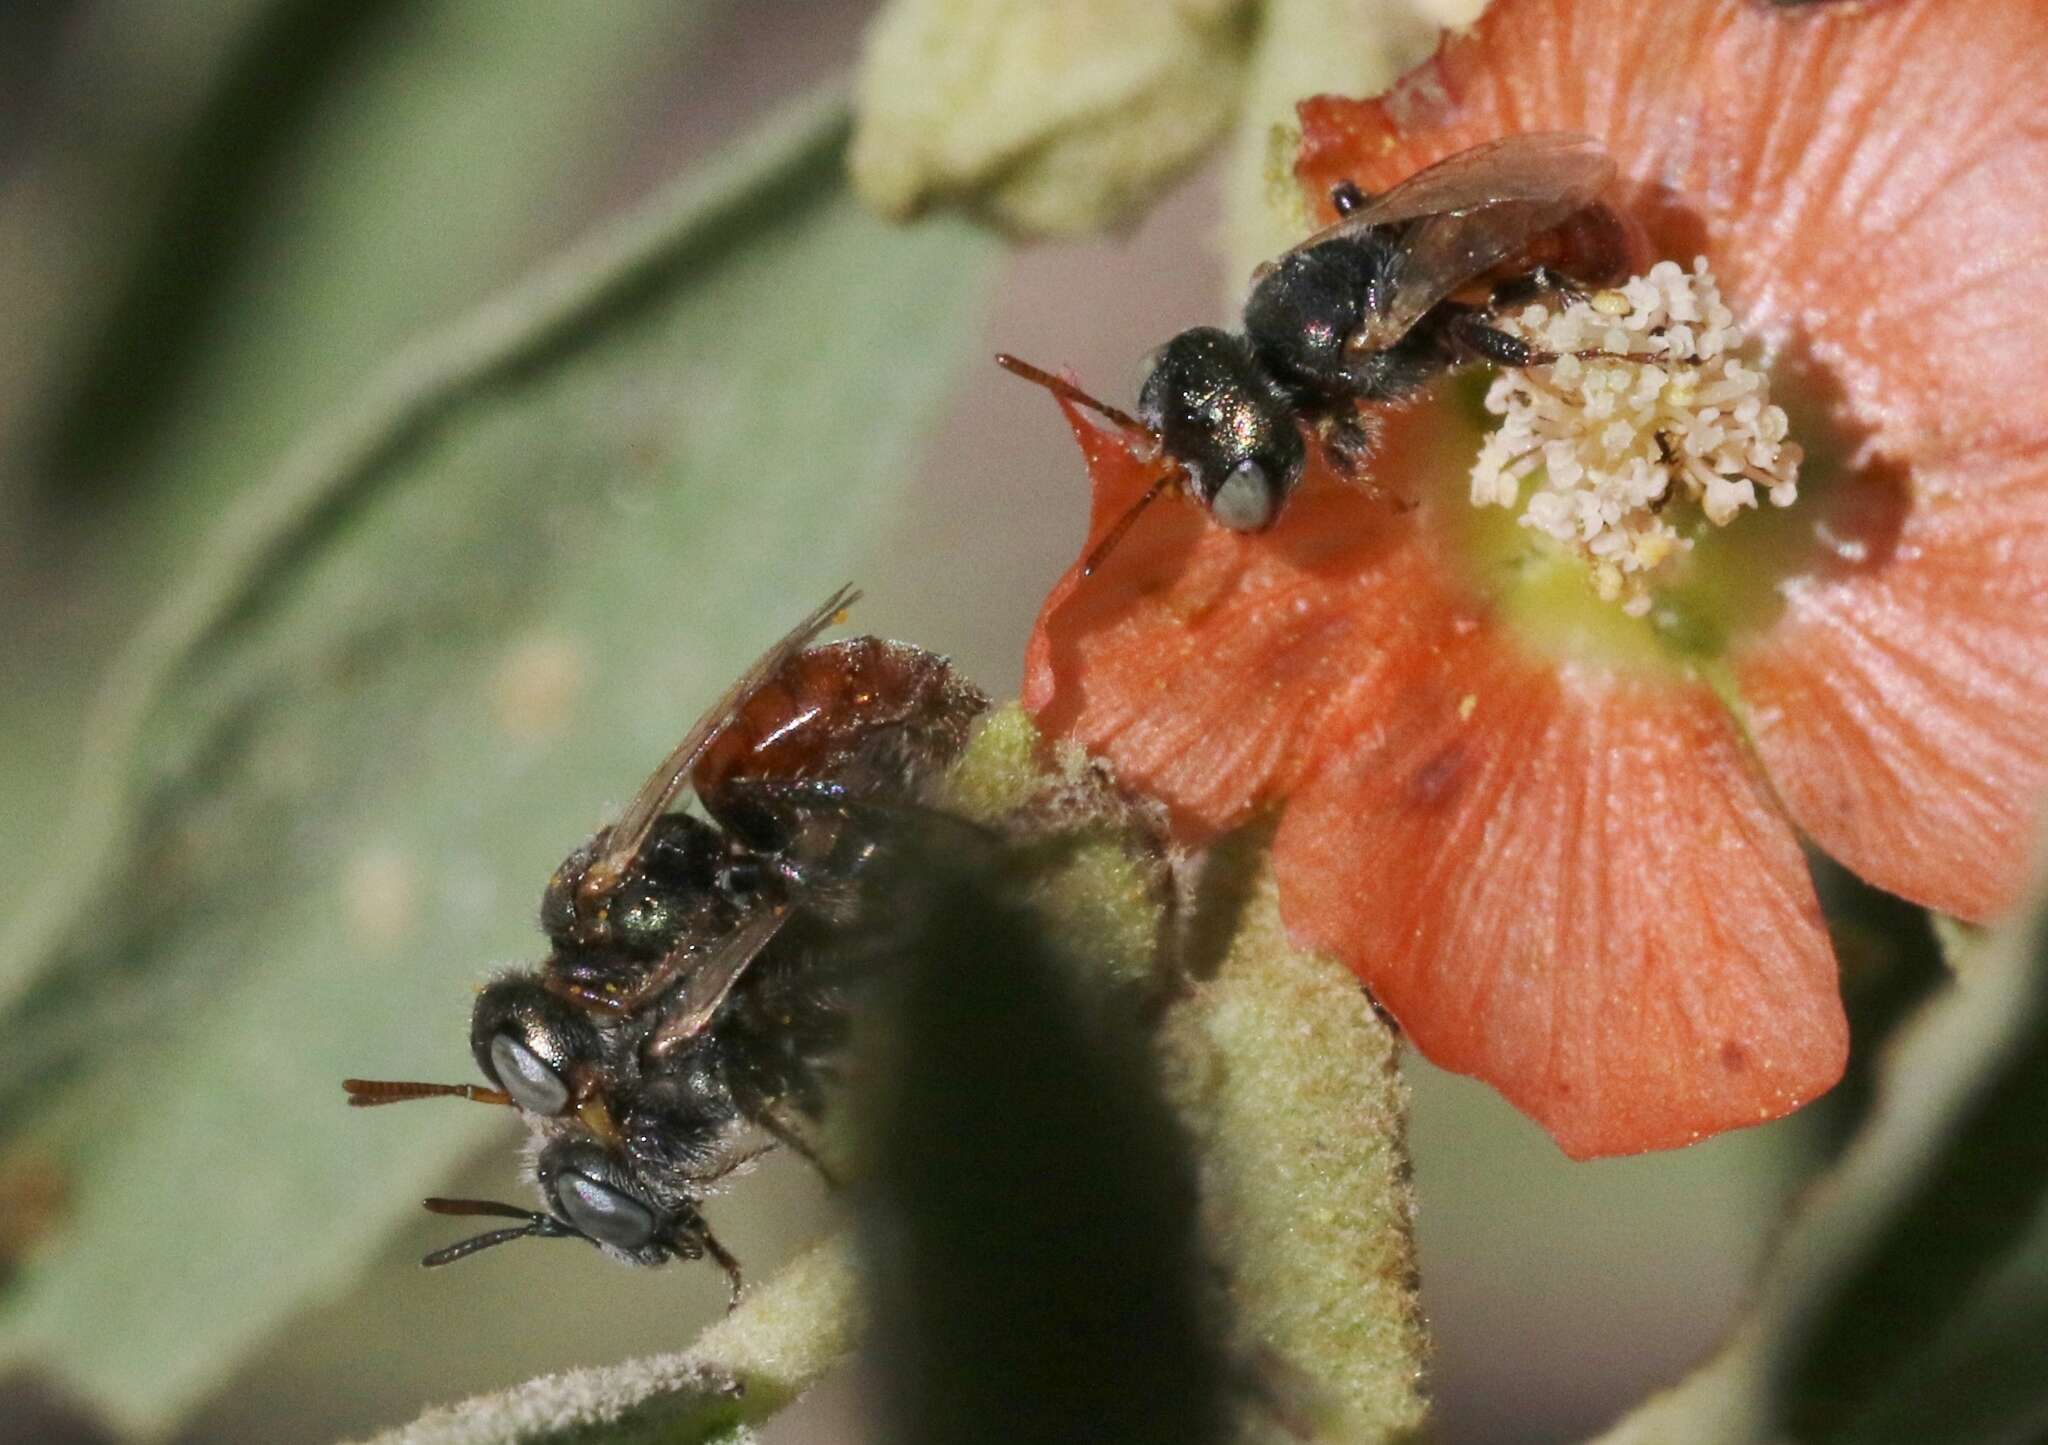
[1447,309,1545,369]
[1489,265,1589,310]
[1329,179,1370,215]
[731,779,989,836]
[1650,430,1683,512]
[1315,409,1379,481]
[757,1102,843,1190]
[704,1141,779,1180]
[702,1227,745,1310]
[1445,305,1631,372]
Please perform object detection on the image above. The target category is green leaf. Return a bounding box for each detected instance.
[851,0,1256,236]
[0,0,280,447]
[0,0,719,949]
[18,0,715,486]
[1590,836,2048,1445]
[0,92,997,1433]
[1159,832,1429,1442]
[1930,912,1994,979]
[346,1239,860,1445]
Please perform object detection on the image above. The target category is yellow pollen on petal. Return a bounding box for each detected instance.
[1467,258,1802,618]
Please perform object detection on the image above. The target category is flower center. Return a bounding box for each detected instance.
[1391,258,1863,682]
[1470,260,1802,619]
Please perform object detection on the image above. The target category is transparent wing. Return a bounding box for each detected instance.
[1283,134,1615,352]
[1284,133,1614,254]
[645,904,793,1059]
[1366,198,1592,341]
[579,585,859,907]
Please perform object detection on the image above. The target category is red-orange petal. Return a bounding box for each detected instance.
[1274,638,1846,1159]
[1023,401,1478,841]
[1295,0,2048,465]
[1736,445,2048,922]
[1296,0,2048,913]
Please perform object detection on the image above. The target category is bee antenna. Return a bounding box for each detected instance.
[419,1197,584,1266]
[343,1078,513,1108]
[421,1225,546,1267]
[1081,471,1177,578]
[994,353,1148,435]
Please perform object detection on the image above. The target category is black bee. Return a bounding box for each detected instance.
[346,588,989,1294]
[999,132,1636,569]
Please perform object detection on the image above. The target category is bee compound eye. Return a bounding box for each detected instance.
[490,1032,571,1115]
[1210,460,1275,531]
[556,1172,657,1251]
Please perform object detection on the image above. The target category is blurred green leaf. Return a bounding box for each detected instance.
[1221,0,1483,280]
[1809,857,1948,1156]
[857,825,1233,1445]
[14,0,712,489]
[39,0,422,481]
[0,90,997,1432]
[1592,838,2048,1445]
[1930,912,1993,979]
[0,0,278,442]
[850,0,1255,236]
[0,0,716,943]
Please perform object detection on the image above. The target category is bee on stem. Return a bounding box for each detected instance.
[345,588,988,1296]
[999,132,1640,571]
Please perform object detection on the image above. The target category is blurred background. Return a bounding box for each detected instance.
[0,3,1878,1442]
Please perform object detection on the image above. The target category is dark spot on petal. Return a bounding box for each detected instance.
[1720,1040,1749,1073]
[1406,741,1469,808]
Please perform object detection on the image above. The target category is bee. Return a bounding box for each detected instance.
[345,588,989,1294]
[998,132,1638,570]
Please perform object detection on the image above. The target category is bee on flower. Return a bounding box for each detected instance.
[1019,0,2048,1158]
[1471,259,1803,617]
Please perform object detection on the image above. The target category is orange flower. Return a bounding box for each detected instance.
[1021,0,2048,1158]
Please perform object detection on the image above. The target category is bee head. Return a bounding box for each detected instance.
[1137,327,1305,533]
[415,1128,741,1294]
[529,1137,677,1266]
[469,975,603,1118]
[343,974,603,1120]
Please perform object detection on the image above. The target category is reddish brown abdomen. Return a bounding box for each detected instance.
[693,639,987,804]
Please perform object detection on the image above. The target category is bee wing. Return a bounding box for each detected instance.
[645,903,793,1058]
[1365,196,1599,343]
[1283,133,1614,254]
[1287,135,1615,355]
[583,586,860,899]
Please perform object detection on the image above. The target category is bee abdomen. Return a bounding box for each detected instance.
[694,639,988,805]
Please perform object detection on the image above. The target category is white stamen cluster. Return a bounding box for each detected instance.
[1469,258,1801,616]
